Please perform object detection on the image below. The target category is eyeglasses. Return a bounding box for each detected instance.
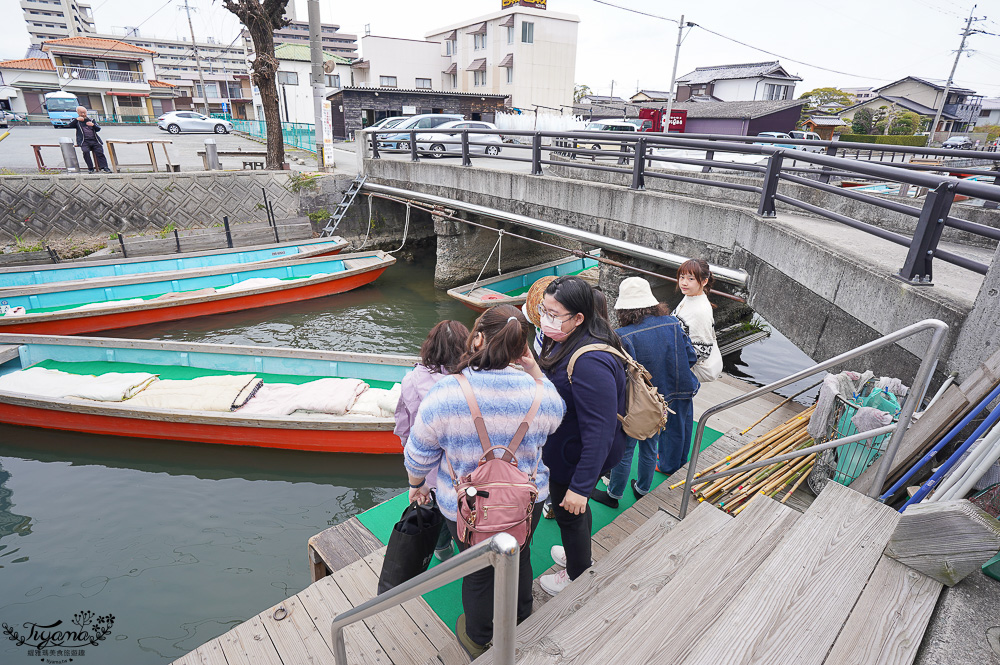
[537,304,573,323]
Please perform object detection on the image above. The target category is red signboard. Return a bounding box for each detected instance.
[668,109,687,133]
[502,0,547,8]
[637,108,687,133]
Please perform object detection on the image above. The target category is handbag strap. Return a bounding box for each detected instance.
[446,372,545,481]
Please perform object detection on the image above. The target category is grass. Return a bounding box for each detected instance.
[156,222,178,239]
[13,235,44,253]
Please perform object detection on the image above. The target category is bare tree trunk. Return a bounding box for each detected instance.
[222,0,289,170]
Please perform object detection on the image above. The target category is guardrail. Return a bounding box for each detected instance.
[366,128,1000,284]
[678,318,950,518]
[229,118,316,153]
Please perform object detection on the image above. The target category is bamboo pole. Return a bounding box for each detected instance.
[781,464,814,503]
[740,381,823,436]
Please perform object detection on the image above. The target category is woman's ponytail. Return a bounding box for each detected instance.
[457,305,531,372]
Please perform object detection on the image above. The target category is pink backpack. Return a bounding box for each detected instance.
[445,373,544,547]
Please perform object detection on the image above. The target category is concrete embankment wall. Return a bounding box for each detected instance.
[362,157,986,381]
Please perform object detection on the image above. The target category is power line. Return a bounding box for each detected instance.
[589,0,678,23]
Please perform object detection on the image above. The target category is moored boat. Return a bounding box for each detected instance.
[0,251,395,335]
[0,334,416,453]
[447,250,600,312]
[0,236,349,292]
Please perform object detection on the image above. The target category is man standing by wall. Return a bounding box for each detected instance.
[68,106,111,173]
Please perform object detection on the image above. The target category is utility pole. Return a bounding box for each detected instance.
[663,15,688,133]
[307,0,329,170]
[181,0,211,116]
[929,5,982,145]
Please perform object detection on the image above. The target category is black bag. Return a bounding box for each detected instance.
[377,500,444,594]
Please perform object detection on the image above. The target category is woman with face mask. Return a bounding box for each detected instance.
[534,276,628,596]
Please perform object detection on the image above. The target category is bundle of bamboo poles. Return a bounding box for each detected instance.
[671,405,817,515]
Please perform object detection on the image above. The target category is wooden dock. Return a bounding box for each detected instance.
[169,375,944,665]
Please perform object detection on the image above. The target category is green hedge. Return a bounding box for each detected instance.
[837,134,929,147]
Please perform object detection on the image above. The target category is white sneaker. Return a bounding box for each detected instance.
[551,545,567,568]
[539,569,571,596]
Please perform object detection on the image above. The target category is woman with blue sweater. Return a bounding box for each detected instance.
[535,276,627,596]
[592,277,699,509]
[404,304,565,657]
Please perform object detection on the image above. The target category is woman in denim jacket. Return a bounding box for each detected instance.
[592,277,699,508]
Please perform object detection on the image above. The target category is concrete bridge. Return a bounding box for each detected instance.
[354,139,1000,385]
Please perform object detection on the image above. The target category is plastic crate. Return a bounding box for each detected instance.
[827,384,901,485]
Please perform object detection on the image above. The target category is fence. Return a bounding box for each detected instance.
[229,118,316,153]
[366,127,1000,285]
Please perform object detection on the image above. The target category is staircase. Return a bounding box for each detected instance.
[478,481,942,665]
[323,174,367,237]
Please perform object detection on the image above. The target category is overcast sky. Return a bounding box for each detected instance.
[3,0,999,99]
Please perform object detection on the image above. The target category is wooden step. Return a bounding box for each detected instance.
[675,481,900,665]
[475,503,731,665]
[645,432,745,517]
[572,495,800,665]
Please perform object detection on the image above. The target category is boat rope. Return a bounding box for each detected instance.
[388,202,411,254]
[357,194,375,250]
[470,229,505,292]
[363,191,746,303]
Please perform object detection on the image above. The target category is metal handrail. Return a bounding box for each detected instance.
[331,532,520,665]
[677,318,950,518]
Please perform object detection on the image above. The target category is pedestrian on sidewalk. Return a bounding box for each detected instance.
[393,320,470,562]
[591,277,699,509]
[535,276,627,596]
[68,106,110,173]
[403,305,565,657]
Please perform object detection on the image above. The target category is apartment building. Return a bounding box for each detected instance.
[243,4,358,59]
[350,36,444,92]
[252,43,352,124]
[425,4,579,111]
[20,0,96,46]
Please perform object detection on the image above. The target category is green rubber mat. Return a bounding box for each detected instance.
[32,359,398,390]
[357,425,724,633]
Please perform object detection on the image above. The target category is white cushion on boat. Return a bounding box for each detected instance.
[238,378,368,416]
[126,374,261,412]
[0,367,158,401]
[348,384,401,417]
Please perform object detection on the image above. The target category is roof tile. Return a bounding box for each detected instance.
[0,57,55,71]
[42,36,156,54]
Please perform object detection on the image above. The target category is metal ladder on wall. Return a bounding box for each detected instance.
[322,174,366,237]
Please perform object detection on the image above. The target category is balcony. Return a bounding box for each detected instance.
[57,65,146,84]
[943,102,982,124]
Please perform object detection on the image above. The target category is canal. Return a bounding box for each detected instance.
[0,253,816,665]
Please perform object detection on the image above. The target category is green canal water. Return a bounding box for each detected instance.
[0,254,816,665]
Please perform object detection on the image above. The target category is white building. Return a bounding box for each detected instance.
[975,98,1000,128]
[20,0,96,46]
[252,42,352,124]
[350,36,444,92]
[425,5,579,111]
[675,61,801,102]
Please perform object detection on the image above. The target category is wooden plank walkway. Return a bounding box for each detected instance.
[170,374,810,665]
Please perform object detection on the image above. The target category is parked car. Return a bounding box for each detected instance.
[622,118,654,132]
[157,111,233,134]
[788,130,825,152]
[581,120,638,152]
[376,114,465,150]
[416,121,503,157]
[941,136,973,150]
[368,116,407,130]
[756,131,797,150]
[0,110,25,128]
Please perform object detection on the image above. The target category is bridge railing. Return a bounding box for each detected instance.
[366,128,1000,285]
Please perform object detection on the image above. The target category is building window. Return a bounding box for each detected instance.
[474,70,486,87]
[506,67,513,84]
[415,78,432,89]
[522,22,534,43]
[195,82,220,98]
[764,84,790,101]
[507,26,514,44]
[474,33,486,50]
[380,75,397,87]
[325,74,341,87]
[446,39,454,55]
[276,71,298,86]
[451,73,458,88]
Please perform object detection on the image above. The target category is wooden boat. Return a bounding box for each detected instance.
[0,236,348,292]
[0,251,394,335]
[0,334,415,453]
[447,251,600,312]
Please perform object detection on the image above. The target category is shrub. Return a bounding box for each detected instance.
[837,134,928,147]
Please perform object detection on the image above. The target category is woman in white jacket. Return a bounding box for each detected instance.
[673,258,723,384]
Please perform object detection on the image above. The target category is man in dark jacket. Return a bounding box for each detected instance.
[67,106,110,173]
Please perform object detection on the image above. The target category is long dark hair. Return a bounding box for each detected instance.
[456,304,532,372]
[538,276,623,370]
[420,320,471,374]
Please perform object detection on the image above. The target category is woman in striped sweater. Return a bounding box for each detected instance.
[404,304,565,657]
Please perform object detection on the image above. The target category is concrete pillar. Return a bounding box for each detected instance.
[950,243,1000,379]
[203,139,220,170]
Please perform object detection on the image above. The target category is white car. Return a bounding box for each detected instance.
[788,130,825,152]
[581,120,637,152]
[416,121,503,157]
[157,111,233,134]
[0,110,24,128]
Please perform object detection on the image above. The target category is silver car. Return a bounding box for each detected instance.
[416,121,503,157]
[158,111,233,134]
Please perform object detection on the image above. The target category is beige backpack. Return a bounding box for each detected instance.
[567,344,673,441]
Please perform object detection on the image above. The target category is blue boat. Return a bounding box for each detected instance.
[0,236,348,292]
[0,251,394,335]
[447,250,600,312]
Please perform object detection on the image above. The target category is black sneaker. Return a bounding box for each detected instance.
[631,479,647,501]
[590,488,619,509]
